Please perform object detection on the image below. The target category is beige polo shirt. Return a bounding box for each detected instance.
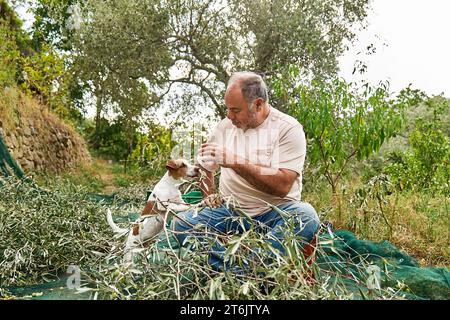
[201,106,306,217]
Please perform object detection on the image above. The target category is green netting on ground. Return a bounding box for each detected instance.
[0,132,24,180]
[5,276,90,300]
[315,230,450,300]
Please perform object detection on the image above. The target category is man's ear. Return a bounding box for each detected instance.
[166,159,179,170]
[255,98,264,110]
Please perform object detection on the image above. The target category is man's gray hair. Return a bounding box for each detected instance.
[227,72,268,103]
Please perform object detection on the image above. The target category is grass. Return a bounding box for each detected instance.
[0,86,54,132]
[303,175,450,267]
[0,87,24,132]
[33,157,164,194]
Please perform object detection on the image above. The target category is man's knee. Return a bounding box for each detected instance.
[285,202,320,242]
[300,203,320,235]
[298,202,319,220]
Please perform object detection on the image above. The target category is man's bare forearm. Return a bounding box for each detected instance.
[230,163,290,198]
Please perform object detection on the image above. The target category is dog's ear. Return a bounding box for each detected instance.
[166,159,180,170]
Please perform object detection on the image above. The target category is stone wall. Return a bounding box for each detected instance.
[0,92,91,173]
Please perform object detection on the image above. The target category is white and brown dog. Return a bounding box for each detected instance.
[106,159,200,262]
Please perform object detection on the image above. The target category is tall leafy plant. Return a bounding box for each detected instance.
[385,95,450,196]
[273,68,405,199]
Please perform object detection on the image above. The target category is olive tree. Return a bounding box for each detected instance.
[166,0,371,117]
[70,0,172,147]
[62,0,371,119]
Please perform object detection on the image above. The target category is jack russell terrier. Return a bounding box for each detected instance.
[106,158,200,263]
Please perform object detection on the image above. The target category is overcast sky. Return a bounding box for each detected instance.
[339,0,450,98]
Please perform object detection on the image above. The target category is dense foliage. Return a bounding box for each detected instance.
[273,67,405,194]
[384,95,450,196]
[0,178,114,286]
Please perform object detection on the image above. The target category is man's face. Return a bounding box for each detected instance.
[224,86,257,130]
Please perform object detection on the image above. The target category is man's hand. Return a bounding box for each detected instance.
[198,143,245,168]
[198,143,296,198]
[200,193,223,208]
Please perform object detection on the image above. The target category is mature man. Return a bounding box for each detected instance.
[173,71,320,271]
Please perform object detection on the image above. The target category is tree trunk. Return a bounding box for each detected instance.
[124,124,134,173]
[92,89,103,150]
[331,182,343,224]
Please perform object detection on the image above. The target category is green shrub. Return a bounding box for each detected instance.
[272,67,405,195]
[385,97,450,196]
[0,23,20,88]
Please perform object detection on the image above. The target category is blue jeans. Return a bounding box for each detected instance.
[172,201,320,272]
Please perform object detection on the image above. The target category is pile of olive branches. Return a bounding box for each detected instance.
[0,177,133,287]
[80,211,407,300]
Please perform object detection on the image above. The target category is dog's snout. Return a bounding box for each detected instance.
[191,166,200,177]
[184,163,201,178]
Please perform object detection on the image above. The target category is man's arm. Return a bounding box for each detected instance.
[199,142,298,198]
[230,162,298,198]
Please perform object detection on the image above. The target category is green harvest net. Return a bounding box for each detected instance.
[1,133,449,300]
[0,130,24,181]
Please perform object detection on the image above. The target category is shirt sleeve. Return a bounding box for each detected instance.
[272,123,306,176]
